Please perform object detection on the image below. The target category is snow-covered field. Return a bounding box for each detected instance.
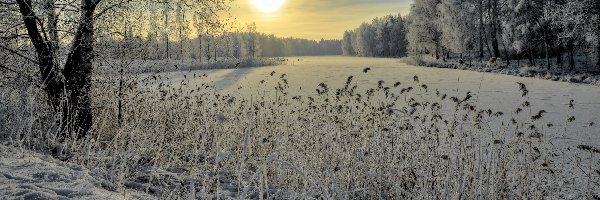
[129,56,599,198]
[160,56,600,140]
[3,56,599,199]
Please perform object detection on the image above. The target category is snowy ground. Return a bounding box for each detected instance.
[0,144,156,200]
[3,56,599,199]
[141,56,599,198]
[412,56,600,85]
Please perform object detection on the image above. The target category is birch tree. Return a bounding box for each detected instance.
[408,0,442,58]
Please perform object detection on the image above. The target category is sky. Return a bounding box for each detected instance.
[229,0,413,40]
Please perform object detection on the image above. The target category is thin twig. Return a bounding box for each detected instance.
[0,64,43,87]
[0,44,39,65]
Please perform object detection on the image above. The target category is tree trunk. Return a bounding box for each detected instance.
[597,15,600,72]
[489,0,501,58]
[251,36,255,58]
[62,0,97,139]
[207,38,211,61]
[485,33,493,58]
[597,37,600,72]
[596,0,600,72]
[17,0,99,140]
[45,0,59,55]
[435,45,440,60]
[118,69,123,126]
[528,48,534,67]
[527,41,535,67]
[198,34,203,62]
[179,6,184,60]
[544,31,550,71]
[164,2,170,60]
[478,0,485,61]
[17,0,64,110]
[503,41,510,67]
[567,40,575,72]
[557,42,563,68]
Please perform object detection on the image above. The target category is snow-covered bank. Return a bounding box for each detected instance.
[406,57,600,85]
[0,144,155,199]
[95,58,284,75]
[0,143,289,199]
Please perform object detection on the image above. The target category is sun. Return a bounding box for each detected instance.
[250,0,285,13]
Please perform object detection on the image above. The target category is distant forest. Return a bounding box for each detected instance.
[407,0,600,71]
[102,29,342,61]
[343,0,600,72]
[342,14,409,57]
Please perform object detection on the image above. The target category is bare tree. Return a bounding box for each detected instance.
[488,0,501,58]
[13,0,99,139]
[247,22,257,58]
[1,0,230,140]
[594,0,600,71]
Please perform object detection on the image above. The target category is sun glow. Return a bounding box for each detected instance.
[250,0,285,13]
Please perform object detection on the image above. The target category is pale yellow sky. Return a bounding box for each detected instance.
[229,0,413,40]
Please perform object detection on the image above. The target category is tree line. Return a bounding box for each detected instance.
[102,27,342,61]
[407,0,600,71]
[342,14,409,57]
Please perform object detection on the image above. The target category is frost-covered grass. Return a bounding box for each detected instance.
[1,57,599,199]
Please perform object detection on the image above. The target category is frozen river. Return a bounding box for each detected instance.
[136,56,600,198]
[158,56,599,143]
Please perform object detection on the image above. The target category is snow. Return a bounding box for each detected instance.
[153,55,600,161]
[414,56,600,85]
[3,56,599,199]
[158,56,600,133]
[0,144,156,200]
[147,56,599,198]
